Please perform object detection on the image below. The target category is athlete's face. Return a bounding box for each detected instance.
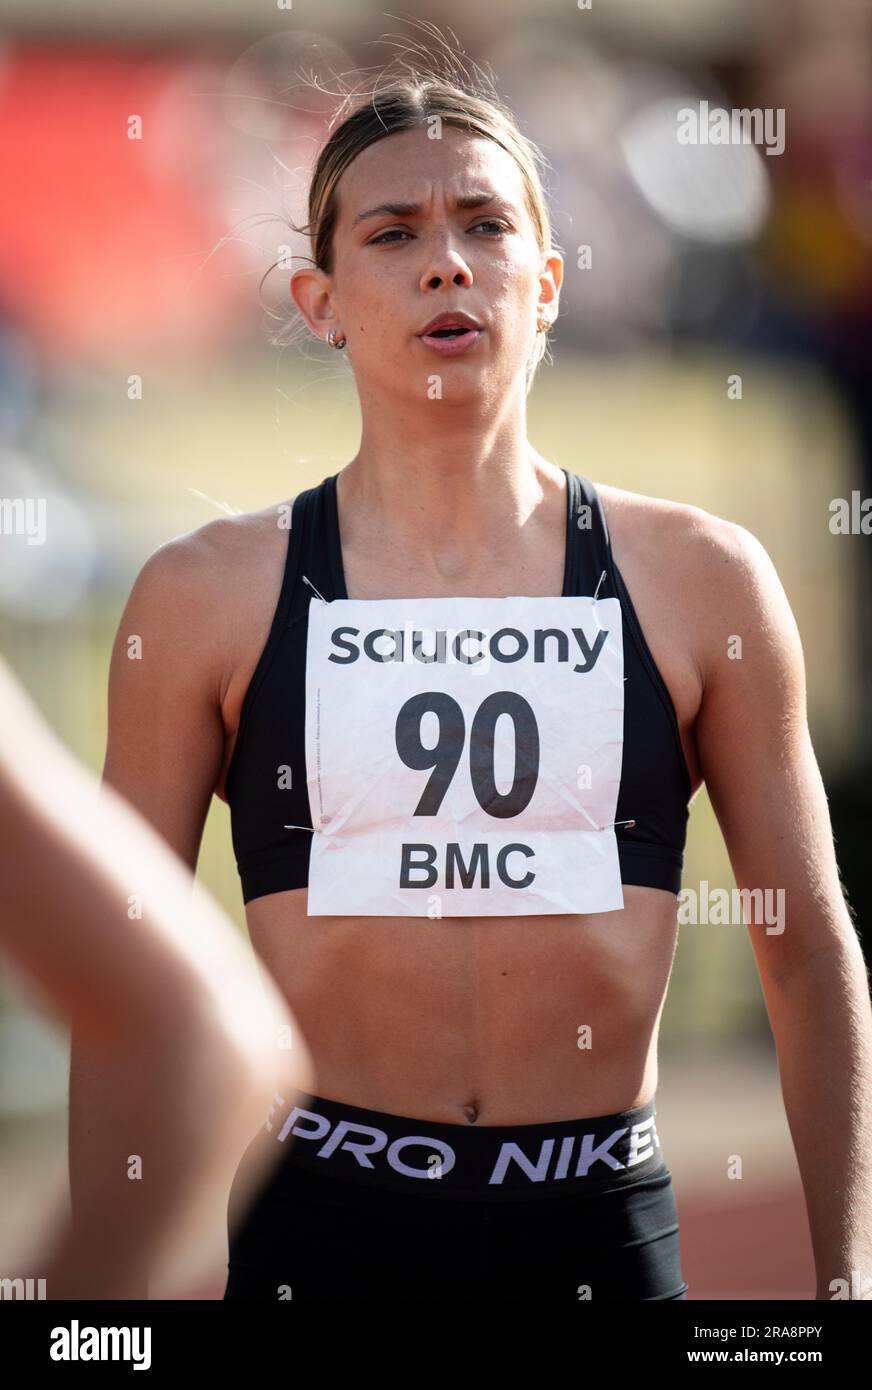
[292,126,562,398]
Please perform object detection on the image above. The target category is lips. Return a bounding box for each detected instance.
[418,311,483,337]
[417,310,485,357]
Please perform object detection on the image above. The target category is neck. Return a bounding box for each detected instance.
[338,383,564,578]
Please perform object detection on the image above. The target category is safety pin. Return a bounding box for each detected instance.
[283,823,316,833]
[577,806,635,832]
[592,569,607,601]
[302,575,329,603]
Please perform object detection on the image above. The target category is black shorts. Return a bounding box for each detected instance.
[224,1092,689,1302]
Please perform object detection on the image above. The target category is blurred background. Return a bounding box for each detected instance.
[0,0,870,1300]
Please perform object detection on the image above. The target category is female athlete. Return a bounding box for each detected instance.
[77,55,872,1302]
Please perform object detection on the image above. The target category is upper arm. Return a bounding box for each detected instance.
[102,525,231,872]
[0,659,216,1041]
[691,516,858,988]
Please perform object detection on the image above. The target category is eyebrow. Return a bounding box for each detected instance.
[351,190,514,228]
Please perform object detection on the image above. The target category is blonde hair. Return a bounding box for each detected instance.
[269,24,560,395]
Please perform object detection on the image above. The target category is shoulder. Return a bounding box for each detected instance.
[145,500,293,573]
[131,501,294,607]
[594,479,729,548]
[593,480,803,687]
[114,502,295,693]
[595,480,782,591]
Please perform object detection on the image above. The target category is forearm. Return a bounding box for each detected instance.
[765,933,872,1298]
[64,1009,259,1300]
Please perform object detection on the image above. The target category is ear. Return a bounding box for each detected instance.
[290,267,343,341]
[537,249,563,320]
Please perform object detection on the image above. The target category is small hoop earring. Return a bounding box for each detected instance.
[326,329,347,349]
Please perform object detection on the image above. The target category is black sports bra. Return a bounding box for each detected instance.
[225,470,692,906]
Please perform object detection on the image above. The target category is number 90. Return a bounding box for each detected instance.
[395,691,540,818]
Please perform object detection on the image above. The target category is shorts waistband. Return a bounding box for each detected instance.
[258,1091,667,1201]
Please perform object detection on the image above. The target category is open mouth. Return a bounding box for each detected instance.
[417,321,483,353]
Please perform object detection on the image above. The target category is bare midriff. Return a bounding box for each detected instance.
[242,884,681,1125]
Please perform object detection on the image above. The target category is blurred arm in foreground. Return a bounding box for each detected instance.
[0,656,314,1298]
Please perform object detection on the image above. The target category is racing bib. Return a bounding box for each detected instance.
[304,595,625,917]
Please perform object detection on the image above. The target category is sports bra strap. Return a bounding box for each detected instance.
[563,469,614,599]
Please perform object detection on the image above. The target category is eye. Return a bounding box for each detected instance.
[368,228,413,245]
[368,219,511,246]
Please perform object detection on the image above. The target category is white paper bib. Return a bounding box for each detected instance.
[304,595,625,917]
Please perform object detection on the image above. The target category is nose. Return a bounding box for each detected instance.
[419,232,474,292]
